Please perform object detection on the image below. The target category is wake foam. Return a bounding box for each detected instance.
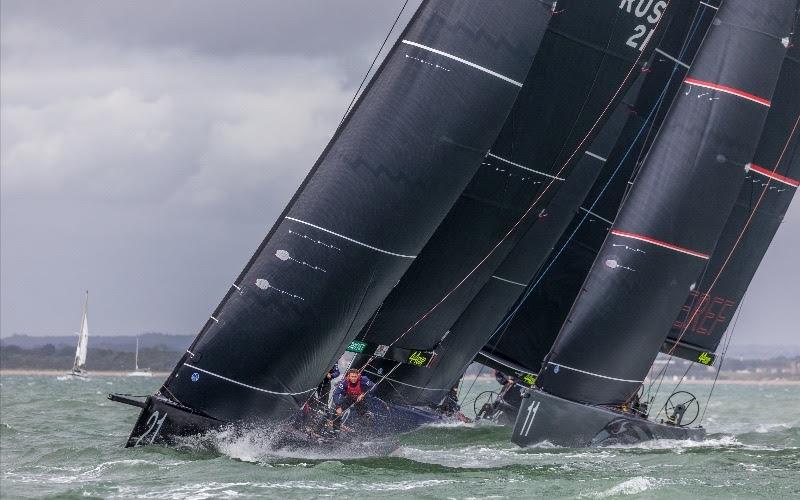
[173,423,400,462]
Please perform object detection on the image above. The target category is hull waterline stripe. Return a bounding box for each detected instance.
[184,363,316,396]
[580,207,614,225]
[684,78,771,107]
[655,48,690,69]
[611,229,710,259]
[492,275,527,287]
[401,40,524,87]
[285,217,416,258]
[584,151,608,162]
[746,163,799,188]
[547,362,643,383]
[486,152,566,180]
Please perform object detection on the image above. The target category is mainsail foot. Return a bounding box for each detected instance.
[511,388,705,448]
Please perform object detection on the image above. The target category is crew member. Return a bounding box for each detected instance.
[317,363,340,404]
[332,368,375,418]
[438,385,471,423]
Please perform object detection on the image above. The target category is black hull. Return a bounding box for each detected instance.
[512,389,705,447]
[124,396,444,449]
[125,396,223,448]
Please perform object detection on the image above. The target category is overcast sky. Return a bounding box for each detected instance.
[1,1,797,348]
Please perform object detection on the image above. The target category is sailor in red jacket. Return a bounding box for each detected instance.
[332,368,375,417]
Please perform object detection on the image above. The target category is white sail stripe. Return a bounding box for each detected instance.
[655,48,690,69]
[579,207,614,225]
[584,151,608,162]
[479,350,535,375]
[285,217,416,258]
[486,152,566,180]
[699,1,719,10]
[401,40,524,87]
[547,362,643,383]
[492,275,528,287]
[184,364,317,396]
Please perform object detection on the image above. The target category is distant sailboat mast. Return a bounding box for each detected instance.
[134,337,140,371]
[72,291,89,375]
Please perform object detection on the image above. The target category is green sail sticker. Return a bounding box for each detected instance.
[407,351,428,366]
[346,340,368,353]
[697,352,713,365]
[521,373,537,386]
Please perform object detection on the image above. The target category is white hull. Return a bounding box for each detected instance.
[127,370,153,377]
[58,370,89,380]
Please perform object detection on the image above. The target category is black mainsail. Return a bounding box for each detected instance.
[513,0,794,447]
[350,0,681,401]
[480,0,716,381]
[664,38,800,365]
[118,0,551,446]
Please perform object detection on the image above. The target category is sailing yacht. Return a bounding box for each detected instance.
[66,291,90,379]
[127,337,152,377]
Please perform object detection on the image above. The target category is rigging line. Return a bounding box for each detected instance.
[654,361,694,420]
[536,3,628,178]
[630,113,800,407]
[332,362,401,423]
[628,2,706,195]
[646,263,714,400]
[654,112,800,387]
[383,3,673,351]
[485,5,713,353]
[461,364,486,403]
[699,291,746,425]
[338,0,411,127]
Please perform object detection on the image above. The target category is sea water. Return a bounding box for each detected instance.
[1,375,798,499]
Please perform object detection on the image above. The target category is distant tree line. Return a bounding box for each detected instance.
[0,344,183,371]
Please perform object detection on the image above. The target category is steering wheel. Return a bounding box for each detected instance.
[473,390,499,418]
[662,391,699,427]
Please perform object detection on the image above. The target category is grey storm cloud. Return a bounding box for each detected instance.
[1,0,797,350]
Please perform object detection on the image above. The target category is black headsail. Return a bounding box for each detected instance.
[350,0,682,398]
[664,37,800,365]
[480,0,717,379]
[534,0,794,408]
[126,0,552,439]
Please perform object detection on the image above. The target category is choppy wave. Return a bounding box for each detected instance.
[2,375,799,498]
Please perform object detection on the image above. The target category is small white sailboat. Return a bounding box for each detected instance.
[127,337,152,377]
[65,291,90,379]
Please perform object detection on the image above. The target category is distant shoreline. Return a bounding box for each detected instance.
[0,369,171,377]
